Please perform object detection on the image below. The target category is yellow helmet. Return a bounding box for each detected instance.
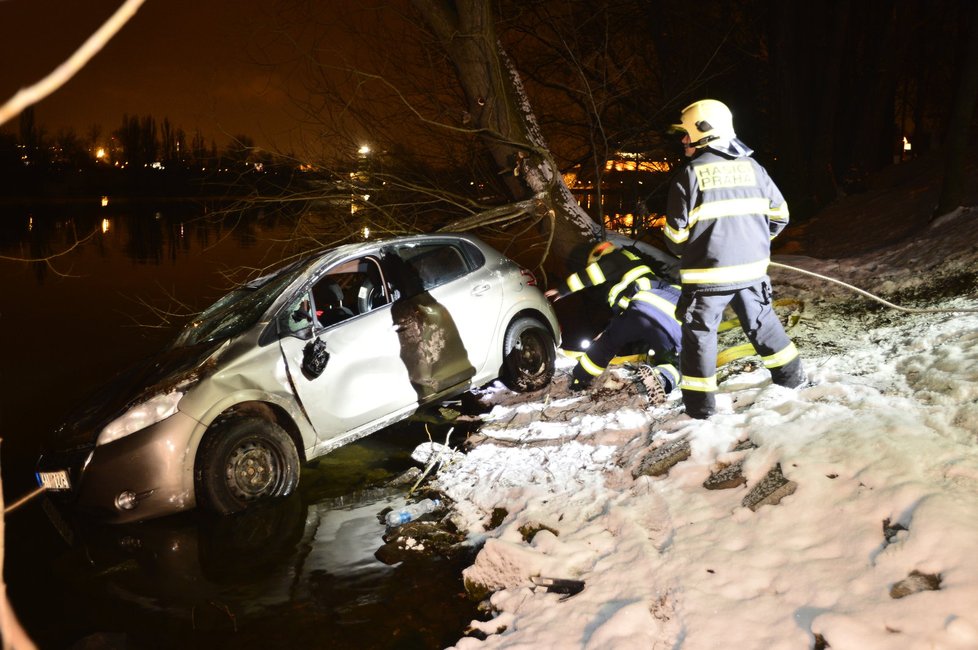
[587,241,616,265]
[672,99,735,148]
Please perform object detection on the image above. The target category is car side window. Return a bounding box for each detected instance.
[281,292,315,336]
[309,256,391,329]
[311,278,355,327]
[394,243,470,292]
[353,257,390,313]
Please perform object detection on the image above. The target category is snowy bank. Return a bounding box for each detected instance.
[431,208,978,649]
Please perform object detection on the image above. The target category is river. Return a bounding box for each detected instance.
[0,199,480,649]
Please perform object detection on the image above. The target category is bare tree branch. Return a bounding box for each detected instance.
[0,0,147,128]
[0,226,101,277]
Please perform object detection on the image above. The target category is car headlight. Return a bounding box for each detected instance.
[97,391,183,446]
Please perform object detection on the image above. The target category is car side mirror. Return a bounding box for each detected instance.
[301,338,329,379]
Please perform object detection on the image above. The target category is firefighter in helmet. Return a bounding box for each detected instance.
[664,99,806,419]
[545,240,682,403]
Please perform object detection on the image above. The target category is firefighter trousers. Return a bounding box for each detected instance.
[573,304,681,391]
[678,279,804,418]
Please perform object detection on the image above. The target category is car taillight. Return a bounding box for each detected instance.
[520,268,538,286]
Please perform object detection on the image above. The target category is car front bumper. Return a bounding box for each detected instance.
[39,410,203,524]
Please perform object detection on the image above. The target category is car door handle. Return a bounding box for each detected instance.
[471,283,491,296]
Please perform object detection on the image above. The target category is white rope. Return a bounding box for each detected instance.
[770,261,978,314]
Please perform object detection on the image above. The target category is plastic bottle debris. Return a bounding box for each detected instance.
[385,498,441,527]
[530,576,586,599]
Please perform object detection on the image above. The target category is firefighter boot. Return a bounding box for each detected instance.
[682,389,716,420]
[569,364,594,392]
[771,357,806,389]
[637,364,668,406]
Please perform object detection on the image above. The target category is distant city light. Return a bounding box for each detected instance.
[362,226,370,239]
[358,145,371,155]
[903,136,912,152]
[95,148,106,159]
[101,218,111,234]
[101,196,109,207]
[604,159,672,173]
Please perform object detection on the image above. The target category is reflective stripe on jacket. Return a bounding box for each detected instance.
[664,148,789,290]
[556,249,680,321]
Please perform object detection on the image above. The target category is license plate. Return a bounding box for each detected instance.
[37,470,71,490]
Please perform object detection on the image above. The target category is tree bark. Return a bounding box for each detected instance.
[412,0,601,278]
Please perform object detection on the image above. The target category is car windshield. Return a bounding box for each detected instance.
[171,261,308,348]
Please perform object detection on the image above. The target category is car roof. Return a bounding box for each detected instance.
[299,232,479,267]
[252,232,484,289]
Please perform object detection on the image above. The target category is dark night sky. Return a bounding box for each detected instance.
[0,0,311,151]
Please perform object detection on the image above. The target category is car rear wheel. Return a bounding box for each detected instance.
[195,417,300,515]
[500,316,556,392]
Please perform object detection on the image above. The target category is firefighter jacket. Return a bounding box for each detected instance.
[663,146,789,291]
[553,248,680,323]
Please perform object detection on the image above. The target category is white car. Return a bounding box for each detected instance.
[36,234,559,523]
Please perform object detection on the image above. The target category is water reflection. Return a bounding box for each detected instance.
[0,201,307,286]
[22,435,479,649]
[0,203,480,649]
[36,473,475,649]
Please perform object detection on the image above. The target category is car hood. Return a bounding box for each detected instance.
[48,339,228,453]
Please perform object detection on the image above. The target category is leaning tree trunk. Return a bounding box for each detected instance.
[413,0,601,281]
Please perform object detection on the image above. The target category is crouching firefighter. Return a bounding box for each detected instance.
[545,241,682,404]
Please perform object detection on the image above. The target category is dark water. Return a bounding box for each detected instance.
[0,201,480,649]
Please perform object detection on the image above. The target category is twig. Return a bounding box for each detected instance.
[409,426,455,496]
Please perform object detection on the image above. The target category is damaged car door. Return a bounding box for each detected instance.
[384,239,504,399]
[278,254,419,449]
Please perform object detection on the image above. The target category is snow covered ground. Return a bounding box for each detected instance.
[428,207,978,649]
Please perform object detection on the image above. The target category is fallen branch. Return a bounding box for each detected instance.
[0,442,38,649]
[0,0,147,127]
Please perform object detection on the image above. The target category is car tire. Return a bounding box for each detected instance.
[500,316,556,392]
[195,417,300,515]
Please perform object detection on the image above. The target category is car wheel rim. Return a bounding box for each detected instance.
[516,330,547,377]
[225,440,283,500]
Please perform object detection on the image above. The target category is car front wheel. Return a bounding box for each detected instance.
[195,417,300,515]
[500,316,556,392]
